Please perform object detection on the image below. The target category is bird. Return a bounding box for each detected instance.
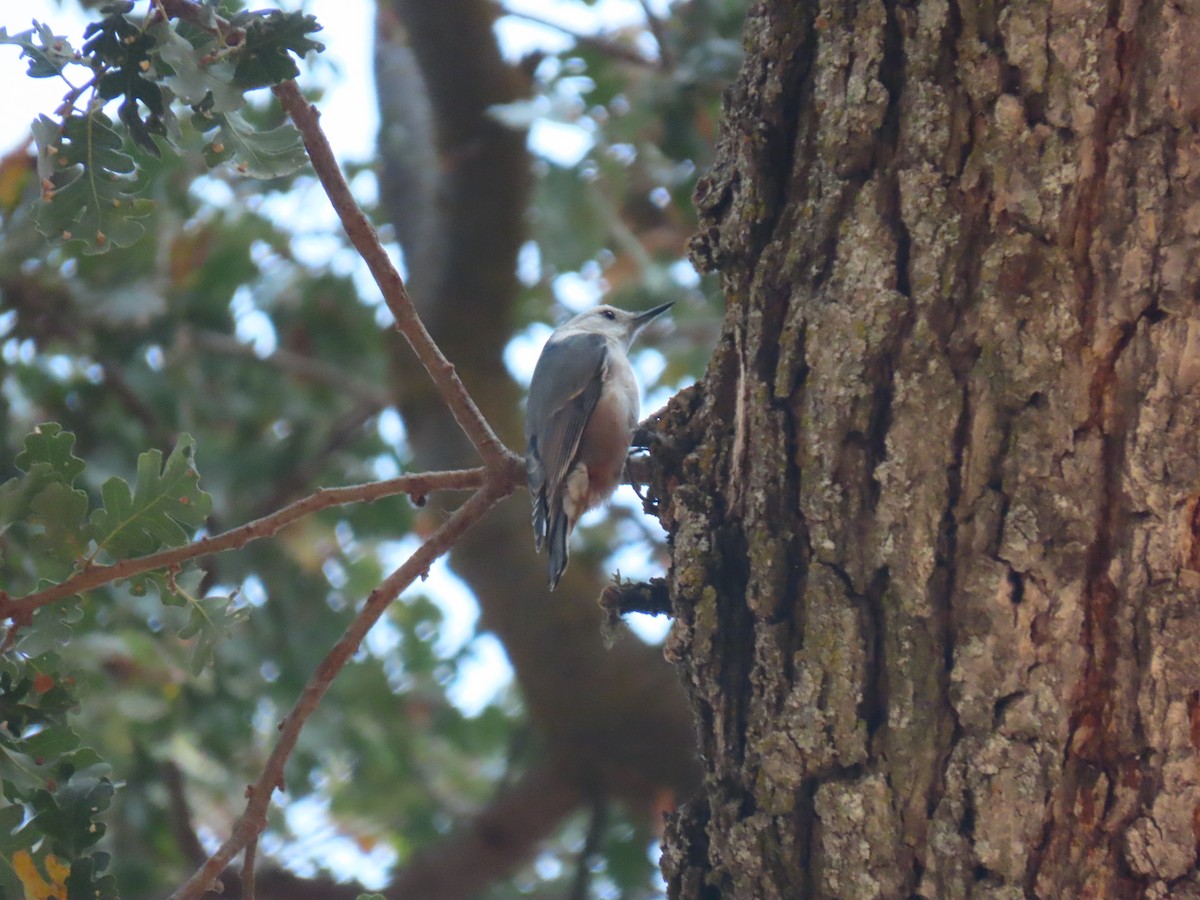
[525,302,674,590]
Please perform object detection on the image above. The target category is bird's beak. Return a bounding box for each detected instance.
[632,302,674,328]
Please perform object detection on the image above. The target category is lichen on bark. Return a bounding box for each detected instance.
[658,0,1200,895]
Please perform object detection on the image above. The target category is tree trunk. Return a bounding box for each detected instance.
[658,0,1200,896]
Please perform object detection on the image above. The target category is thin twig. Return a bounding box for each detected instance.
[499,5,658,67]
[246,400,384,521]
[569,796,609,900]
[388,763,584,898]
[100,362,176,451]
[182,328,394,409]
[166,478,514,900]
[242,836,258,900]
[163,761,207,866]
[0,468,489,626]
[635,0,674,68]
[52,74,99,120]
[273,81,513,468]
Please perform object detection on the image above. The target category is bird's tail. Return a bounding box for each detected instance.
[531,491,548,553]
[527,450,547,552]
[545,504,570,591]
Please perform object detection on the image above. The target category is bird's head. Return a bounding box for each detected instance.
[557,302,674,348]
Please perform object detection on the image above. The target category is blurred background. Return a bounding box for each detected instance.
[0,0,745,895]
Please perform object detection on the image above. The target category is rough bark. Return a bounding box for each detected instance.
[658,0,1200,896]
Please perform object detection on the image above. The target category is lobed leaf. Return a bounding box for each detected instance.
[0,654,116,894]
[192,108,309,179]
[80,0,169,156]
[177,593,249,675]
[1,426,91,571]
[0,654,89,799]
[31,112,155,254]
[28,481,93,575]
[90,433,211,559]
[0,803,37,855]
[20,725,83,761]
[149,22,244,113]
[0,21,83,79]
[229,9,325,90]
[138,568,246,674]
[15,602,84,658]
[13,423,86,482]
[65,852,119,900]
[28,756,114,856]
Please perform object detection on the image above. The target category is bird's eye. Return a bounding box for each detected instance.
[601,309,616,320]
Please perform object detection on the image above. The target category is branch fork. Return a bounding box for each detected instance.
[3,6,526,889]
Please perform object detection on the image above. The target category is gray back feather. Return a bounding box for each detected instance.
[525,332,608,567]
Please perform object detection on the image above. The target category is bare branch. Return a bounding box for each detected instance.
[599,576,671,622]
[569,797,608,900]
[182,328,394,409]
[636,0,674,68]
[163,761,207,867]
[242,836,258,900]
[160,759,587,900]
[167,478,514,900]
[498,5,658,68]
[0,467,490,625]
[273,80,513,468]
[386,763,584,899]
[246,400,383,520]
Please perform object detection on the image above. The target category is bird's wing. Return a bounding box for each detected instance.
[525,332,608,546]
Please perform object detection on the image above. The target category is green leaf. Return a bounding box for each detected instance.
[90,434,211,559]
[45,108,132,171]
[28,758,114,856]
[14,423,85,482]
[191,109,309,179]
[0,746,47,795]
[0,657,85,797]
[0,21,83,78]
[66,853,119,900]
[149,22,244,113]
[0,469,65,543]
[0,655,74,740]
[177,593,248,675]
[28,481,93,574]
[31,113,155,254]
[0,428,92,576]
[108,71,168,158]
[80,2,140,69]
[20,725,82,761]
[229,9,325,90]
[16,602,84,658]
[137,567,245,673]
[0,802,37,855]
[80,2,166,156]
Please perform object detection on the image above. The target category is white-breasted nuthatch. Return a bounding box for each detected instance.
[525,302,674,591]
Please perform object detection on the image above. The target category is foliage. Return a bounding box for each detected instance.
[0,0,743,897]
[1,1,323,254]
[0,652,119,899]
